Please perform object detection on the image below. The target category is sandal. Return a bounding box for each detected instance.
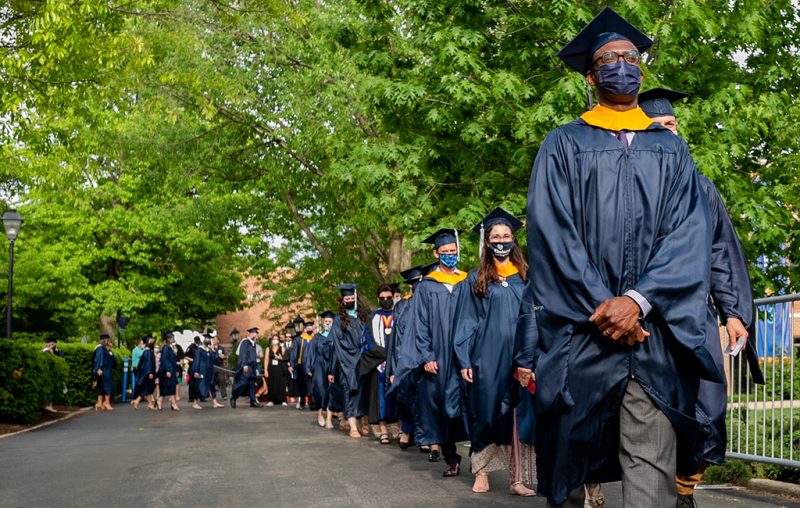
[472,473,490,493]
[349,429,362,439]
[510,482,536,497]
[379,434,390,445]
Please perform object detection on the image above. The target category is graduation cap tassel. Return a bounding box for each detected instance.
[455,229,461,263]
[478,223,485,260]
[585,80,594,110]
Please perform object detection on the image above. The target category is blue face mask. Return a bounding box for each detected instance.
[347,308,357,318]
[439,253,459,268]
[595,60,641,100]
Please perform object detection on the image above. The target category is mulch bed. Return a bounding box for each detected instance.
[0,405,83,435]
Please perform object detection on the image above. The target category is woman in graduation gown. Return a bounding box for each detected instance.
[92,334,115,411]
[265,336,289,406]
[131,335,157,410]
[452,208,536,496]
[330,283,368,438]
[158,332,180,411]
[308,311,337,427]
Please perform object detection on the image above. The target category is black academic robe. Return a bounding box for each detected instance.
[699,174,764,464]
[266,347,288,405]
[413,274,469,446]
[518,118,719,504]
[193,347,213,400]
[386,297,418,425]
[290,334,313,399]
[452,269,535,454]
[92,345,114,395]
[330,313,366,419]
[309,331,333,409]
[232,339,258,396]
[158,345,178,397]
[136,348,156,397]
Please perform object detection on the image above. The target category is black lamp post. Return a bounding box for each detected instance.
[230,327,240,344]
[2,210,22,340]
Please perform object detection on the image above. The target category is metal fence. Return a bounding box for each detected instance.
[725,293,800,468]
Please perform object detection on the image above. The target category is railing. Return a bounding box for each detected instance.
[726,293,800,467]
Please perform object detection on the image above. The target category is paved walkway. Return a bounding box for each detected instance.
[0,402,797,507]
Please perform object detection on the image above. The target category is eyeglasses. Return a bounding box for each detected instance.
[488,234,514,242]
[592,49,640,67]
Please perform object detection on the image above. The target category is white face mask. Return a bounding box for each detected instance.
[270,340,279,346]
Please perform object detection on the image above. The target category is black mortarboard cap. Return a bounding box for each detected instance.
[46,337,57,344]
[100,333,111,340]
[401,262,439,283]
[336,283,358,296]
[638,87,689,118]
[293,315,305,324]
[162,331,174,340]
[202,333,213,339]
[304,321,314,327]
[320,310,335,319]
[557,7,653,74]
[422,228,462,249]
[247,327,260,334]
[142,334,153,341]
[193,335,202,344]
[471,207,523,234]
[390,283,402,294]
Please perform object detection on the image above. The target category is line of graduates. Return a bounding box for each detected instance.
[293,8,766,507]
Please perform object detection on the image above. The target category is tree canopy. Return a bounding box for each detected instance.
[0,0,797,337]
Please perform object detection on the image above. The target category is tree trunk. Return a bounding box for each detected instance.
[388,231,414,275]
[100,314,116,342]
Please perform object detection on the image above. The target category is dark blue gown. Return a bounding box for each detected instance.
[194,347,212,400]
[309,331,334,410]
[232,339,258,402]
[136,348,156,397]
[290,334,313,401]
[518,118,720,504]
[413,273,469,446]
[330,313,366,419]
[452,269,535,454]
[158,346,178,397]
[699,174,764,465]
[92,345,114,395]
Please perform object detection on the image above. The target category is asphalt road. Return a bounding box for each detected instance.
[0,402,797,508]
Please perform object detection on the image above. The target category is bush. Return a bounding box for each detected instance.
[0,341,68,424]
[704,459,754,485]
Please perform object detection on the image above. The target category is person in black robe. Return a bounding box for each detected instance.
[231,327,261,408]
[360,284,396,444]
[452,208,536,496]
[92,334,115,411]
[193,335,225,409]
[158,332,180,411]
[289,319,315,410]
[638,87,765,507]
[185,336,201,403]
[330,283,368,438]
[265,336,289,406]
[515,8,722,506]
[386,263,436,449]
[308,311,336,426]
[131,335,157,410]
[414,228,470,476]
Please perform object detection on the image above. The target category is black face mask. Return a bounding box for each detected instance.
[343,300,356,310]
[378,297,393,310]
[489,241,514,259]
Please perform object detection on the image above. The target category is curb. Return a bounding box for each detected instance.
[746,478,800,500]
[0,407,93,440]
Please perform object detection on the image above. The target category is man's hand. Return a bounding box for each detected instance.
[516,367,532,387]
[193,373,200,379]
[327,374,335,383]
[389,375,395,384]
[621,323,651,347]
[590,296,642,342]
[288,366,294,373]
[461,368,473,383]
[243,366,249,372]
[149,373,154,379]
[424,360,438,375]
[166,372,172,378]
[726,317,749,347]
[97,369,103,376]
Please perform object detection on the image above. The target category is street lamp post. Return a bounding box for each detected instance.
[2,210,23,340]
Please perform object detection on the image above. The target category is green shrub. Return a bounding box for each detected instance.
[703,459,753,485]
[0,341,68,424]
[55,343,130,406]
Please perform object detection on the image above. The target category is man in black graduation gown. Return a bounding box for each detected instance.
[185,336,201,403]
[230,327,261,408]
[638,87,765,508]
[515,8,722,506]
[289,320,315,410]
[414,228,469,477]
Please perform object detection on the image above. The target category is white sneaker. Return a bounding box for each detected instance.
[281,402,288,406]
[295,403,301,409]
[266,402,274,407]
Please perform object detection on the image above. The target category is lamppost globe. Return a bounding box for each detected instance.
[2,210,22,241]
[230,327,240,342]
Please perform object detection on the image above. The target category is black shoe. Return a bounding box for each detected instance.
[420,445,431,453]
[250,402,263,408]
[230,398,236,408]
[399,441,410,450]
[443,463,460,477]
[221,396,227,401]
[677,494,697,508]
[428,450,441,462]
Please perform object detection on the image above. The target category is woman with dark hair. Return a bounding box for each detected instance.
[131,335,157,410]
[92,334,115,411]
[158,332,180,411]
[330,283,367,439]
[265,335,288,406]
[452,207,536,496]
[361,283,396,444]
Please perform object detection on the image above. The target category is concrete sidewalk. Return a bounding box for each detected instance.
[0,402,796,507]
